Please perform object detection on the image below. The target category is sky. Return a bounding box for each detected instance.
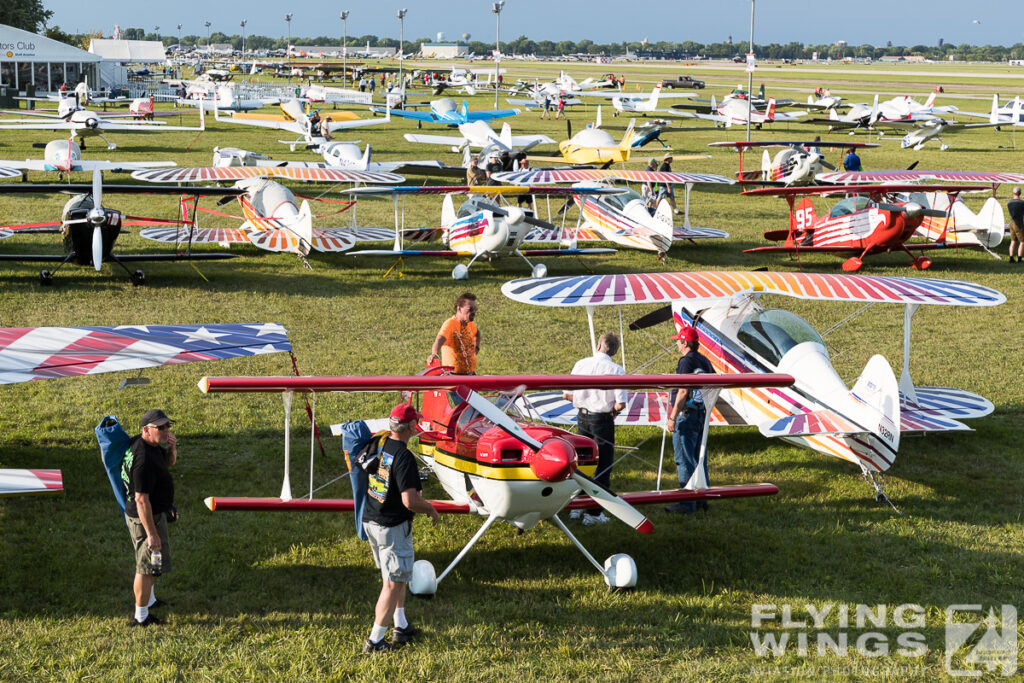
[38,0,1020,48]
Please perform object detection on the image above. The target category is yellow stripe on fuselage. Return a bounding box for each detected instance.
[419,441,597,481]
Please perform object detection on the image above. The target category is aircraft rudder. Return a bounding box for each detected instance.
[848,354,901,468]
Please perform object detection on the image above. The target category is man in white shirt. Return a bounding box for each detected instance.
[563,333,627,525]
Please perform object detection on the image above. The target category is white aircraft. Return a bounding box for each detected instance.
[301,84,372,106]
[958,94,1024,125]
[671,96,808,128]
[213,99,390,151]
[576,83,698,116]
[175,83,282,112]
[0,139,175,176]
[208,144,451,177]
[0,100,205,150]
[405,120,555,155]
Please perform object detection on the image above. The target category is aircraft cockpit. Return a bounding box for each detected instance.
[600,187,643,211]
[736,309,826,366]
[829,196,870,219]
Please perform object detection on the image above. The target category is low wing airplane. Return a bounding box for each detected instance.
[0,102,205,150]
[529,109,637,165]
[574,83,697,116]
[174,83,282,112]
[205,144,455,178]
[493,168,734,256]
[707,141,879,186]
[300,84,372,106]
[197,368,792,591]
[405,120,555,156]
[0,138,176,178]
[214,99,390,151]
[131,165,404,265]
[742,183,1002,270]
[501,271,1004,506]
[372,98,518,127]
[671,95,807,128]
[342,185,621,278]
[0,170,240,284]
[0,322,293,497]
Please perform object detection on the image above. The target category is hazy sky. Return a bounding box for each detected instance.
[39,0,1017,47]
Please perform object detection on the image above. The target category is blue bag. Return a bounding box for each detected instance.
[339,420,373,541]
[95,415,131,515]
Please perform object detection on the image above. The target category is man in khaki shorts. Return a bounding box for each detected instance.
[361,403,439,653]
[123,408,177,627]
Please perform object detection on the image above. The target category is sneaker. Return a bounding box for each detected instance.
[362,638,392,653]
[582,512,609,525]
[393,623,421,644]
[128,614,162,627]
[148,598,170,609]
[664,502,696,514]
[568,508,583,520]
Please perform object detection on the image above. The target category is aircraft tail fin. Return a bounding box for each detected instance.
[924,91,936,109]
[990,94,1000,124]
[650,83,662,110]
[595,104,603,129]
[461,100,469,122]
[441,194,456,229]
[760,149,772,181]
[786,197,816,245]
[500,122,513,149]
[361,144,371,170]
[710,94,718,112]
[869,94,880,125]
[619,119,636,150]
[765,98,776,121]
[758,83,766,100]
[295,200,314,254]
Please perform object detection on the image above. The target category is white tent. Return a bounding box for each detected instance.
[0,23,100,92]
[89,39,166,63]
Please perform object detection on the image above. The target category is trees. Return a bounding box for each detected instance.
[0,0,52,34]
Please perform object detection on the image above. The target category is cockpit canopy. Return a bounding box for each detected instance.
[737,309,825,366]
[828,195,870,219]
[601,187,643,211]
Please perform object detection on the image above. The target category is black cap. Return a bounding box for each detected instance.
[140,408,171,428]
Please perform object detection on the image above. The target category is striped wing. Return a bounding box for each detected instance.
[501,272,1005,308]
[819,170,1024,185]
[132,167,404,184]
[494,169,734,186]
[517,390,671,426]
[0,469,63,497]
[524,226,602,243]
[0,167,21,179]
[673,226,730,240]
[902,386,993,422]
[139,226,253,245]
[310,229,357,252]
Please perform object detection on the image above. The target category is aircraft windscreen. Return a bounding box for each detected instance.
[736,309,825,366]
[829,196,870,219]
[602,188,642,212]
[456,199,477,218]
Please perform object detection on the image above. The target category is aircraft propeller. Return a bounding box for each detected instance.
[873,202,947,218]
[459,388,653,533]
[478,200,564,233]
[88,169,105,270]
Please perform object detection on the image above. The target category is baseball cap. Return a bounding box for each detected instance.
[389,403,421,426]
[670,325,699,342]
[140,408,172,428]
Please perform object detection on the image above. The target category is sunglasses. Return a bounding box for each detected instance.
[147,424,171,431]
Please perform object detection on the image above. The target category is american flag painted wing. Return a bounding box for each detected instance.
[501,272,1005,308]
[819,170,1024,185]
[0,167,21,179]
[517,390,738,427]
[0,469,63,497]
[0,323,291,385]
[493,169,734,186]
[131,167,404,184]
[139,227,253,245]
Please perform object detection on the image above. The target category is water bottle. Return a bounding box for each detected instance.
[151,550,163,576]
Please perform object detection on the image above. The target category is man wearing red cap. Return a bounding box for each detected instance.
[665,324,714,513]
[362,403,439,653]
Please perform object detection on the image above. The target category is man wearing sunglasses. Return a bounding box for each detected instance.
[123,409,178,627]
[428,292,480,375]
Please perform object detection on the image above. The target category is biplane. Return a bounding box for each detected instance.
[0,170,241,284]
[492,168,734,256]
[196,367,793,592]
[741,183,1003,271]
[707,141,879,186]
[501,271,1004,506]
[341,185,620,279]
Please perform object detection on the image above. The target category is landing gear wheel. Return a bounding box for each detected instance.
[132,269,146,285]
[452,264,469,280]
[39,270,53,286]
[531,263,548,279]
[409,559,437,597]
[912,256,932,270]
[603,553,638,590]
[841,257,863,272]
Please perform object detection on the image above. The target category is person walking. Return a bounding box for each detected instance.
[429,293,480,374]
[658,153,680,214]
[1007,187,1024,263]
[664,325,714,514]
[362,403,439,652]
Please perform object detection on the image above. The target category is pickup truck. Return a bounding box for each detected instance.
[661,75,705,89]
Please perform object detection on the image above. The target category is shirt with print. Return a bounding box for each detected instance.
[123,435,174,518]
[439,315,478,374]
[363,437,422,527]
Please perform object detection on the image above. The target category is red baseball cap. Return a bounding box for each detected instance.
[670,324,699,342]
[389,403,421,426]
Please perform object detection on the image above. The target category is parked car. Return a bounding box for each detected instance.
[661,74,706,89]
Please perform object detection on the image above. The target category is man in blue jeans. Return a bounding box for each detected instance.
[665,324,713,513]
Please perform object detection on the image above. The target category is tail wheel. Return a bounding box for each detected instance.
[132,269,146,286]
[841,257,864,272]
[39,270,53,286]
[912,257,932,270]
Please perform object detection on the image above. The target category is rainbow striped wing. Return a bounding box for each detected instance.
[524,226,602,243]
[502,272,1005,308]
[493,169,734,186]
[139,226,254,244]
[132,167,404,184]
[310,229,358,252]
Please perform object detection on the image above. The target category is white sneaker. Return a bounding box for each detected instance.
[582,512,609,525]
[568,508,583,520]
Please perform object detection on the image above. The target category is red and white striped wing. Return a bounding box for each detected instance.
[819,170,1024,185]
[494,169,734,185]
[139,226,253,244]
[132,167,404,184]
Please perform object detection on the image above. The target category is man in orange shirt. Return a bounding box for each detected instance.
[428,292,480,374]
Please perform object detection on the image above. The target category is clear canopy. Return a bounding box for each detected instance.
[737,309,825,366]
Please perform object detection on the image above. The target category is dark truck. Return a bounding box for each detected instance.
[661,74,705,89]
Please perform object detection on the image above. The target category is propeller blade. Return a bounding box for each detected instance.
[820,159,837,171]
[92,168,102,209]
[91,225,103,271]
[460,387,544,452]
[906,160,919,170]
[522,214,560,231]
[566,118,572,140]
[629,305,673,331]
[569,471,653,534]
[217,195,237,207]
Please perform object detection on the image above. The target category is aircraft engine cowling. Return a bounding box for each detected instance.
[527,437,577,482]
[84,117,100,130]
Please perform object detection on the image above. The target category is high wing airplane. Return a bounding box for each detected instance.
[131,165,404,265]
[707,141,880,186]
[0,101,205,150]
[300,84,372,106]
[0,170,242,284]
[371,98,518,127]
[405,120,555,156]
[342,185,620,278]
[501,271,1004,506]
[742,183,1003,270]
[214,99,390,151]
[493,168,734,256]
[0,322,293,497]
[670,95,808,128]
[0,138,176,178]
[196,368,793,591]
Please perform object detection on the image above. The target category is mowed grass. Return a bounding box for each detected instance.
[0,60,1023,681]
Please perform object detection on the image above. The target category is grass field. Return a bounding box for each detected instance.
[0,59,1022,681]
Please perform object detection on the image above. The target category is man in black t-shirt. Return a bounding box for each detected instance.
[123,408,177,626]
[362,403,439,653]
[665,324,714,514]
[1007,187,1024,263]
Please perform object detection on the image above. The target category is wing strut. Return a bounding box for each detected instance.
[899,304,920,403]
[281,391,293,501]
[585,305,597,356]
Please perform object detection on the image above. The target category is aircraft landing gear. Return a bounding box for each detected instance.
[603,553,638,590]
[39,270,53,286]
[131,269,146,285]
[912,256,932,270]
[841,256,864,272]
[452,263,469,280]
